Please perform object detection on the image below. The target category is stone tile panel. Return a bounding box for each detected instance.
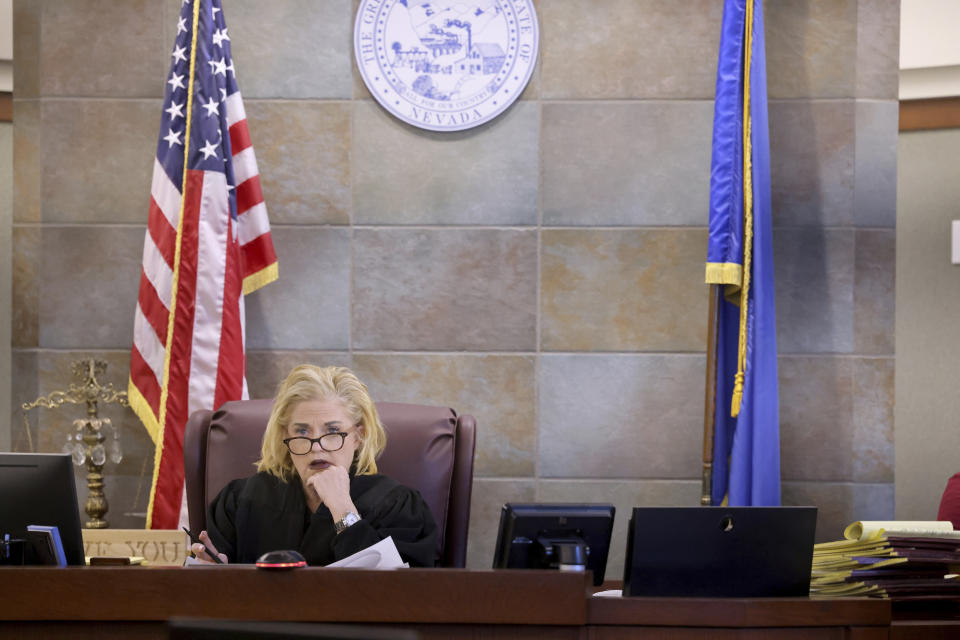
[244,102,351,225]
[539,354,704,479]
[10,350,38,452]
[12,225,39,348]
[779,356,852,482]
[353,101,538,225]
[854,101,898,228]
[352,228,537,351]
[854,229,895,355]
[774,228,854,354]
[12,0,40,99]
[352,354,536,477]
[539,0,721,99]
[765,0,857,99]
[38,226,143,349]
[856,0,900,100]
[41,100,160,224]
[245,227,351,350]
[541,229,708,352]
[779,356,890,483]
[245,351,354,401]
[39,0,167,97]
[852,357,894,483]
[769,100,855,227]
[223,0,354,99]
[13,99,40,223]
[542,102,713,226]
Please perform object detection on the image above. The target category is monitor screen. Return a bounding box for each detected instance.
[492,503,615,585]
[0,452,85,565]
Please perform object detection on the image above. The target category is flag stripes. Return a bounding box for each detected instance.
[129,0,277,529]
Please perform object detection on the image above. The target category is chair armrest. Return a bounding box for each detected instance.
[184,409,213,532]
[445,412,477,568]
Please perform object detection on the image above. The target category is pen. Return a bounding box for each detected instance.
[182,526,224,564]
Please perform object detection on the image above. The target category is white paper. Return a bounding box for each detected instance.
[183,536,408,569]
[592,589,623,598]
[326,536,406,570]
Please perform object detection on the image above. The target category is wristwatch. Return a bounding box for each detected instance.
[335,511,361,534]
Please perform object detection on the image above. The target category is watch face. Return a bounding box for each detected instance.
[337,512,361,533]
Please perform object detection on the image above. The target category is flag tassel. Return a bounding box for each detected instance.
[730,372,744,417]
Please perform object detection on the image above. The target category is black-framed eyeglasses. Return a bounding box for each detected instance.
[283,432,352,455]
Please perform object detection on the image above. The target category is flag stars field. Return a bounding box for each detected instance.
[165,101,184,121]
[209,58,227,76]
[199,138,219,160]
[201,97,219,117]
[213,28,229,47]
[163,128,183,148]
[168,72,185,91]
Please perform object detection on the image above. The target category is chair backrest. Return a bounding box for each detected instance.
[938,472,960,530]
[184,399,476,568]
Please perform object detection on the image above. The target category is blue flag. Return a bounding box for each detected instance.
[706,0,779,506]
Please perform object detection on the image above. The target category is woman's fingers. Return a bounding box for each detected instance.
[191,530,227,563]
[191,542,215,562]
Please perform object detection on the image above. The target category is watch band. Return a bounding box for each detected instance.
[335,511,361,534]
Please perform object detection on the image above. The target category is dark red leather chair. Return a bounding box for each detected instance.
[184,399,477,567]
[938,472,960,530]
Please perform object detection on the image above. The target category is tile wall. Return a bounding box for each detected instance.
[11,0,899,575]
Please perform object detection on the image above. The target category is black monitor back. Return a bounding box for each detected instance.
[0,452,85,566]
[492,502,615,585]
[623,506,817,597]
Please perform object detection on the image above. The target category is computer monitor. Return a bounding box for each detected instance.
[0,452,85,565]
[492,503,615,586]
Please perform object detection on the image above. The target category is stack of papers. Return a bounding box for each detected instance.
[184,536,408,569]
[811,521,960,601]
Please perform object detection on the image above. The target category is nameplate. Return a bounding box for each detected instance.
[82,529,188,566]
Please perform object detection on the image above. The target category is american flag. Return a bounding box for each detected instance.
[129,0,277,529]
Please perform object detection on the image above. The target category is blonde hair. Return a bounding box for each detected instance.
[256,365,386,481]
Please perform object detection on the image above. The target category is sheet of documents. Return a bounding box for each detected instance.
[327,536,406,569]
[184,536,407,568]
[844,521,960,541]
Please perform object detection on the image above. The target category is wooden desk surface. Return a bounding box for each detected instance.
[588,594,891,627]
[0,566,930,640]
[1,566,588,625]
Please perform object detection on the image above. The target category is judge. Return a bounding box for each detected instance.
[191,365,439,566]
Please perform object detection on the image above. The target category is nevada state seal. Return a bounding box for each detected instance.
[354,0,539,132]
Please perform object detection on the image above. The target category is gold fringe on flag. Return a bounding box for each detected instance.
[731,0,755,418]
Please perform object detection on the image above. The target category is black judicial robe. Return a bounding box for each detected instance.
[205,471,439,567]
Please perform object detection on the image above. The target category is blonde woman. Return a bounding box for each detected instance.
[192,365,438,566]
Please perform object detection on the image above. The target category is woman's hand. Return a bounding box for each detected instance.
[306,464,357,522]
[191,530,228,564]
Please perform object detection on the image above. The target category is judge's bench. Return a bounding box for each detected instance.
[3,565,957,640]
